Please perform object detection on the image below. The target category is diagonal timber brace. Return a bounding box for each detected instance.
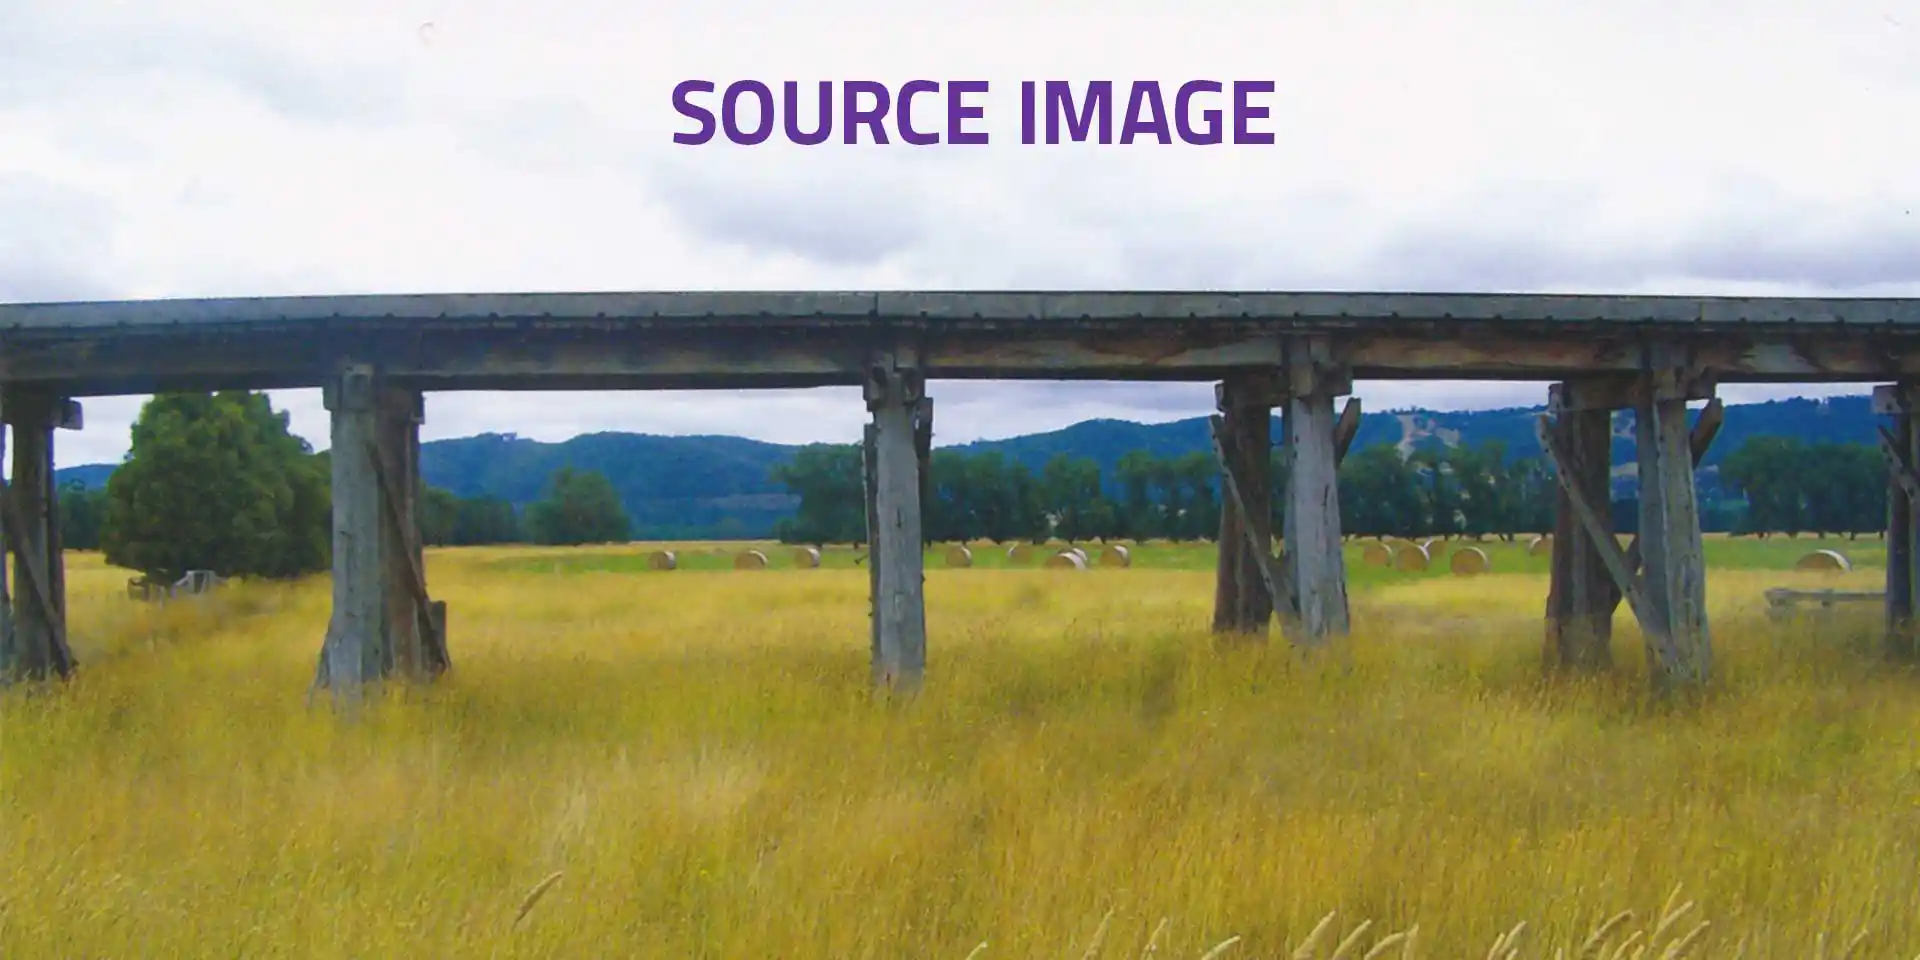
[0,388,80,684]
[1877,382,1920,660]
[1209,392,1360,641]
[1209,413,1297,630]
[0,475,72,679]
[366,438,449,677]
[1535,415,1665,657]
[1875,427,1920,506]
[1610,398,1723,599]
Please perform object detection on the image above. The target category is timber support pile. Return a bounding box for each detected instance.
[862,350,928,690]
[0,387,82,685]
[313,365,449,701]
[1210,371,1279,638]
[1208,338,1360,644]
[1538,347,1719,688]
[1874,382,1920,661]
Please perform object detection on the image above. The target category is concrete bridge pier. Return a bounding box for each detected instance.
[0,386,82,684]
[313,364,448,700]
[1537,349,1719,687]
[1873,382,1920,661]
[862,350,928,691]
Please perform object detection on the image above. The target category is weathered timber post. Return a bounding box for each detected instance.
[861,421,882,665]
[1211,372,1279,638]
[1873,383,1920,661]
[1546,379,1725,675]
[315,367,449,699]
[1634,345,1713,686]
[1281,337,1352,641]
[863,352,928,689]
[374,386,446,680]
[0,399,9,677]
[1537,356,1717,689]
[317,365,385,698]
[1544,380,1623,671]
[0,387,82,684]
[914,396,933,549]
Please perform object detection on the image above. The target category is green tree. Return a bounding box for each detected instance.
[57,480,107,551]
[1339,445,1421,537]
[525,467,631,545]
[101,391,330,582]
[454,495,524,544]
[770,444,865,544]
[1722,436,1808,536]
[421,487,461,546]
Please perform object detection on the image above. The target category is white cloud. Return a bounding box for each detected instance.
[2,0,1916,466]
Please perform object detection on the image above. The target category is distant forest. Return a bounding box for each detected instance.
[53,430,1888,552]
[766,433,1888,545]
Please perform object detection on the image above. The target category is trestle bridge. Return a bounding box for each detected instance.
[2,291,1917,693]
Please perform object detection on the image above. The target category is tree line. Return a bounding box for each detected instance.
[49,390,1902,586]
[769,441,1568,545]
[771,435,1894,545]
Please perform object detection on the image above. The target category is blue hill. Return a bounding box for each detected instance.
[54,393,1880,539]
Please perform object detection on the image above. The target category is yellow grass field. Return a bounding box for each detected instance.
[4,540,1918,958]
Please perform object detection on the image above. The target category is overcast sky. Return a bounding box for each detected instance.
[3,0,1917,467]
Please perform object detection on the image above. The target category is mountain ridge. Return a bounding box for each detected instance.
[54,394,1878,539]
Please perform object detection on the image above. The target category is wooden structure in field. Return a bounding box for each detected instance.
[2,290,1919,693]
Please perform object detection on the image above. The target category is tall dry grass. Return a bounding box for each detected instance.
[2,548,1917,957]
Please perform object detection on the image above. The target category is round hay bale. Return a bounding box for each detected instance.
[732,550,768,570]
[944,544,973,568]
[1795,549,1852,572]
[1361,541,1393,567]
[792,546,821,568]
[1449,546,1491,576]
[1098,543,1132,568]
[1044,549,1088,570]
[1007,543,1036,564]
[1527,534,1553,557]
[1421,537,1449,561]
[1393,543,1431,572]
[646,550,677,570]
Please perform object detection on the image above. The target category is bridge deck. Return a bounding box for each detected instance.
[4,290,1920,396]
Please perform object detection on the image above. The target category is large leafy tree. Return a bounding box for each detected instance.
[525,467,631,545]
[101,391,330,582]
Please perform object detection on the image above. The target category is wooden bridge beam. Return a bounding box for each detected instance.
[315,366,446,701]
[0,387,81,685]
[863,351,927,690]
[1873,382,1920,661]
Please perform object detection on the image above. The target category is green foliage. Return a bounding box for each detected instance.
[774,437,1563,544]
[100,391,330,582]
[56,480,107,550]
[525,467,631,545]
[769,445,867,545]
[1719,437,1884,537]
[421,487,524,546]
